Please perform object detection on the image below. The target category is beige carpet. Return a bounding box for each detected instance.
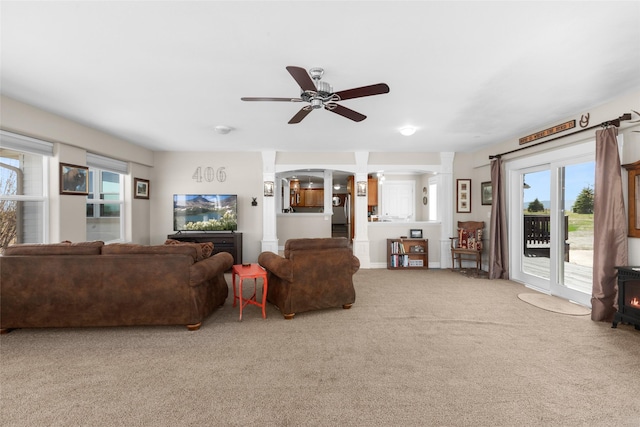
[1,269,639,427]
[518,292,592,316]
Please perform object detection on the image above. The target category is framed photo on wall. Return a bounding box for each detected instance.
[456,179,471,213]
[357,181,367,197]
[264,181,274,197]
[481,181,493,205]
[134,178,150,199]
[59,163,89,195]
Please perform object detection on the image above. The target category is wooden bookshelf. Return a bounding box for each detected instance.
[387,238,428,269]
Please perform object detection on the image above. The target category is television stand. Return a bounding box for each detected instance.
[167,232,242,265]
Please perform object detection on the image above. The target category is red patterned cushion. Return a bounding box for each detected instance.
[457,228,483,250]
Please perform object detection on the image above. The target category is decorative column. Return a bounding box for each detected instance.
[261,151,278,253]
[439,152,455,269]
[353,151,370,268]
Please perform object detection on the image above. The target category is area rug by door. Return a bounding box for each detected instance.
[518,292,591,316]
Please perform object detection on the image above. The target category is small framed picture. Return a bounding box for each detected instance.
[264,181,274,197]
[410,229,423,238]
[456,179,471,213]
[60,163,89,195]
[481,181,493,205]
[134,178,150,199]
[357,181,367,197]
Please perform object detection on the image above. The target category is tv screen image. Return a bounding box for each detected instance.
[173,194,238,231]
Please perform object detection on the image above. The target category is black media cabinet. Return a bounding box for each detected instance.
[167,232,242,265]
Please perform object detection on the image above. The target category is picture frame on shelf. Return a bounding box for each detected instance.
[456,179,471,213]
[410,229,423,238]
[59,163,89,195]
[134,178,150,199]
[481,181,492,205]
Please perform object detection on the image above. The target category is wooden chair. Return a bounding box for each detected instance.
[450,221,485,272]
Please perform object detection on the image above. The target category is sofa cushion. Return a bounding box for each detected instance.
[3,241,104,256]
[102,243,201,262]
[164,239,213,260]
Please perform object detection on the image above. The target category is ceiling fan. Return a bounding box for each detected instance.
[241,66,390,124]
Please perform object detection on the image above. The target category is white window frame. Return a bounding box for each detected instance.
[86,153,127,243]
[0,131,51,245]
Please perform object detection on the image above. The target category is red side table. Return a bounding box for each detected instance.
[232,264,268,321]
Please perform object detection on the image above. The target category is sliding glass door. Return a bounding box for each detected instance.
[507,142,594,306]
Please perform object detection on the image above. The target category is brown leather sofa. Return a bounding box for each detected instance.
[258,238,360,319]
[0,241,233,332]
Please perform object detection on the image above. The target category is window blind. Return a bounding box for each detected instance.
[0,130,54,156]
[86,153,128,174]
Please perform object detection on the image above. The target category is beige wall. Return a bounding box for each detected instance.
[151,151,264,262]
[368,222,441,268]
[451,90,640,263]
[1,95,154,244]
[3,90,640,266]
[277,214,332,243]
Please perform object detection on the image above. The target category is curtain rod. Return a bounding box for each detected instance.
[488,113,632,160]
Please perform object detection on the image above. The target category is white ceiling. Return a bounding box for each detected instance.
[1,1,639,154]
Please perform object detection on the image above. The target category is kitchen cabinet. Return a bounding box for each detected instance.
[368,178,378,206]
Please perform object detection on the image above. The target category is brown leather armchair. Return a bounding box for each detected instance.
[258,238,360,319]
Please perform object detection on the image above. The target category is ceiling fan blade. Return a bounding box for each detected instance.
[286,66,316,92]
[333,83,390,101]
[241,97,303,102]
[288,107,313,124]
[327,104,366,122]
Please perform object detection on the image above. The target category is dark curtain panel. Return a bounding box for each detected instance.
[489,157,509,279]
[592,127,627,321]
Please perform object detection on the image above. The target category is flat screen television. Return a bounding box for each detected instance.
[173,194,237,231]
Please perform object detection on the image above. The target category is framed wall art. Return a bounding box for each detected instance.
[134,178,150,199]
[60,163,89,195]
[410,229,423,238]
[264,181,274,197]
[357,181,367,197]
[481,181,492,205]
[456,179,471,213]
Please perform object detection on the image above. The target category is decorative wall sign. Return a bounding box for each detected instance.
[192,166,227,183]
[519,120,576,145]
[456,179,471,213]
[580,113,590,128]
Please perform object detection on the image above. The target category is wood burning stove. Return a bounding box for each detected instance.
[613,267,640,330]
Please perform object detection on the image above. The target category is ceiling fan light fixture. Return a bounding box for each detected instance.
[310,98,323,109]
[400,126,416,136]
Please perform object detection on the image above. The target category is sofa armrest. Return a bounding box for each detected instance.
[190,252,234,286]
[351,255,361,275]
[258,251,293,282]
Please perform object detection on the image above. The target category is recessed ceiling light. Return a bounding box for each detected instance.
[399,126,416,136]
[214,125,232,134]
